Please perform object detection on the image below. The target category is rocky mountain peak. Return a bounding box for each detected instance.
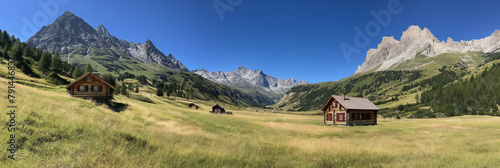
[27,11,189,72]
[446,37,454,43]
[492,30,500,38]
[355,26,500,74]
[96,24,111,37]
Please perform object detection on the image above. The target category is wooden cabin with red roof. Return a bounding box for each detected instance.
[65,72,115,102]
[322,94,379,126]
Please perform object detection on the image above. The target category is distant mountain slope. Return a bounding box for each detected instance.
[26,11,188,72]
[193,66,308,102]
[356,25,500,74]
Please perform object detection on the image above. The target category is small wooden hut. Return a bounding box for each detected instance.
[189,103,199,109]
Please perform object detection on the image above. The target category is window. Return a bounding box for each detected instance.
[78,85,87,92]
[334,101,337,107]
[337,113,345,122]
[86,76,93,82]
[327,113,333,121]
[352,113,359,120]
[361,113,372,120]
[93,85,101,92]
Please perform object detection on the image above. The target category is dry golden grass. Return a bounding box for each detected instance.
[1,66,500,167]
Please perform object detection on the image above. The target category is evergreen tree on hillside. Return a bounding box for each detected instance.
[135,84,139,93]
[1,31,10,49]
[23,45,32,59]
[84,64,94,72]
[51,53,62,72]
[72,67,83,78]
[2,46,9,59]
[120,82,128,96]
[39,52,52,72]
[9,41,23,61]
[156,87,164,97]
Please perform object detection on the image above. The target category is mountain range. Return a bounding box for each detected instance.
[356,25,500,74]
[193,67,308,102]
[27,11,188,72]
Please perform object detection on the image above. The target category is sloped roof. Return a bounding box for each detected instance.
[65,72,116,89]
[189,103,199,107]
[322,95,379,111]
[213,104,224,109]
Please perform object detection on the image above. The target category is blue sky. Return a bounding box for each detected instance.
[1,0,500,83]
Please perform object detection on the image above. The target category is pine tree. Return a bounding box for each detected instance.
[156,87,164,97]
[72,67,83,78]
[84,64,94,72]
[23,45,32,59]
[51,53,62,72]
[1,31,10,49]
[120,82,127,95]
[135,84,139,93]
[38,52,52,72]
[2,46,9,59]
[9,41,23,61]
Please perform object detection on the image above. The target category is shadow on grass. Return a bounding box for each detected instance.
[106,102,129,113]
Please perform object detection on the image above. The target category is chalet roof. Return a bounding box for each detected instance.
[213,104,224,109]
[65,72,116,89]
[189,103,199,107]
[322,95,379,111]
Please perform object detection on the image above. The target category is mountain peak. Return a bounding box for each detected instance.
[492,30,500,38]
[96,24,110,36]
[62,11,75,17]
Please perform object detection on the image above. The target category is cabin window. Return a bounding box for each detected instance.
[93,85,102,92]
[326,113,333,121]
[334,102,337,107]
[352,113,359,120]
[86,76,93,82]
[337,113,345,122]
[78,85,87,92]
[361,113,371,120]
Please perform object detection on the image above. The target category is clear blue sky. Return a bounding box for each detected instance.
[1,0,500,83]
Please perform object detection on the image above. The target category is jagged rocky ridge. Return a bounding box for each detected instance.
[27,11,188,72]
[355,25,500,74]
[193,66,308,101]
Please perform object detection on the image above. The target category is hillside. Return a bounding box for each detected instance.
[2,58,500,167]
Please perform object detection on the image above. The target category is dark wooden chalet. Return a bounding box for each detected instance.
[322,94,379,126]
[189,103,199,109]
[65,72,115,103]
[210,104,226,114]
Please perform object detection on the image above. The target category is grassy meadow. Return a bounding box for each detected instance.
[1,65,500,167]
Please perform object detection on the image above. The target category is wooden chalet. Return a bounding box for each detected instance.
[211,104,225,114]
[189,103,199,109]
[59,71,73,78]
[322,94,379,126]
[65,72,115,103]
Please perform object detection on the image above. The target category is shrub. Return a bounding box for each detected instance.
[45,72,69,85]
[129,94,154,103]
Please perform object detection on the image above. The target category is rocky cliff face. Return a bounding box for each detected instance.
[193,66,308,101]
[355,25,500,74]
[27,11,188,72]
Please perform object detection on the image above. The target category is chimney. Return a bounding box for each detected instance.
[342,93,345,100]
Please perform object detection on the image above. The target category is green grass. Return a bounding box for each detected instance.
[1,64,500,167]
